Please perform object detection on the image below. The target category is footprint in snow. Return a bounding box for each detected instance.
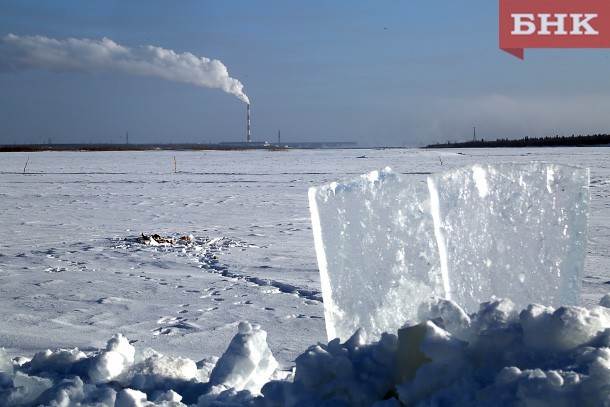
[157,316,182,324]
[153,327,172,336]
[153,316,200,336]
[45,267,66,273]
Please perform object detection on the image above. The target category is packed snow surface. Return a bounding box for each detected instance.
[0,147,609,405]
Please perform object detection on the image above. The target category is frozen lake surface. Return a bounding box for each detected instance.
[0,147,608,368]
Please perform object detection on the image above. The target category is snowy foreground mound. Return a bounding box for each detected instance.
[2,295,610,406]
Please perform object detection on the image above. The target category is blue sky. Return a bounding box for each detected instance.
[1,0,609,146]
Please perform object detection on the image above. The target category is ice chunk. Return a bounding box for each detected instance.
[29,348,86,375]
[310,164,589,342]
[127,354,198,392]
[115,388,148,407]
[209,321,278,394]
[89,334,136,384]
[428,163,589,313]
[396,321,467,404]
[309,168,444,342]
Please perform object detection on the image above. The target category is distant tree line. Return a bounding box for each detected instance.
[425,133,610,149]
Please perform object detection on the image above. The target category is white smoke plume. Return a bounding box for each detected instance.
[0,34,249,104]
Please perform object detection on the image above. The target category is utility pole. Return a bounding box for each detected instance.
[278,130,281,146]
[473,126,476,142]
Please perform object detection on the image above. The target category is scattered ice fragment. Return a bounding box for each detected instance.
[263,329,398,406]
[36,376,86,407]
[417,298,471,341]
[0,348,13,375]
[115,388,148,407]
[6,372,54,405]
[208,321,278,394]
[520,304,610,351]
[127,353,199,392]
[309,167,444,342]
[29,347,86,375]
[396,320,467,405]
[152,389,182,403]
[89,334,136,384]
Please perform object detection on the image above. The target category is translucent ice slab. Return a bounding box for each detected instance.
[309,168,444,342]
[428,163,589,313]
[309,164,589,342]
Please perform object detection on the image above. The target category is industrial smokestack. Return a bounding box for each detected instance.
[247,103,251,142]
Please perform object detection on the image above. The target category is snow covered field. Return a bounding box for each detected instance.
[0,147,608,405]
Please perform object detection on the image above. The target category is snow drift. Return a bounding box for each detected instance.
[1,295,610,406]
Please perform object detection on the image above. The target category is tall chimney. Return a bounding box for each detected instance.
[247,103,251,142]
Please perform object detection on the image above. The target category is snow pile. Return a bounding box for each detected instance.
[396,296,610,405]
[261,328,398,406]
[1,296,609,405]
[0,323,275,406]
[260,294,610,406]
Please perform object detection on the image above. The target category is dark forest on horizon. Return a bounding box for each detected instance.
[1,134,609,152]
[425,134,610,149]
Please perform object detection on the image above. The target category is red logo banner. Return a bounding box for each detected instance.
[499,0,610,59]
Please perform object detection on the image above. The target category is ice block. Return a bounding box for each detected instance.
[428,163,589,313]
[309,168,444,342]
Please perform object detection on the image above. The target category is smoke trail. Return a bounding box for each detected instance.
[0,34,249,104]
